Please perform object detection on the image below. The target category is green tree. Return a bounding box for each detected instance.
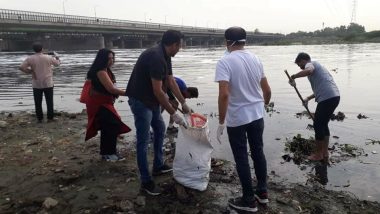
[347,23,366,34]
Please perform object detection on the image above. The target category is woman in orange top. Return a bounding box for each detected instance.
[85,48,130,161]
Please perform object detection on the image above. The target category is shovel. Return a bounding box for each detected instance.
[284,69,314,121]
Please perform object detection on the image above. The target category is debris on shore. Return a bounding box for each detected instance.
[266,102,279,115]
[1,112,380,213]
[295,110,314,119]
[357,113,369,119]
[331,111,346,121]
[366,139,380,145]
[282,134,366,165]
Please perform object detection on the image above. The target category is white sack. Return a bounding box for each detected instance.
[173,118,213,191]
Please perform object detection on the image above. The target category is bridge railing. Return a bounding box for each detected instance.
[0,8,224,34]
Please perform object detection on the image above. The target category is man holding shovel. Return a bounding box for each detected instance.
[289,52,340,161]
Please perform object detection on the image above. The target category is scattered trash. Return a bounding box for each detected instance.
[295,111,313,119]
[0,121,7,128]
[337,144,365,158]
[266,102,277,113]
[306,124,314,130]
[283,134,365,165]
[284,134,315,165]
[43,197,58,209]
[365,139,380,145]
[331,111,345,121]
[357,113,369,119]
[211,158,224,167]
[372,151,378,154]
[343,180,351,188]
[360,161,375,164]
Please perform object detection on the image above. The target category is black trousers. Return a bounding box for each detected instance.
[227,118,267,201]
[314,96,340,140]
[97,106,121,155]
[33,87,54,120]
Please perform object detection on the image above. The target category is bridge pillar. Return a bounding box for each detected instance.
[120,40,125,49]
[203,40,209,48]
[104,38,113,49]
[184,38,193,47]
[139,39,143,48]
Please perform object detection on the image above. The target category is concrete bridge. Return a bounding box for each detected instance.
[0,8,283,51]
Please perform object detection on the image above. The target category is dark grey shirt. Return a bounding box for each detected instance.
[307,61,340,103]
[126,43,172,108]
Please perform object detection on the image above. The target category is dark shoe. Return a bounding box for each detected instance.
[141,180,161,196]
[166,126,178,133]
[228,197,258,213]
[254,192,269,204]
[152,164,173,176]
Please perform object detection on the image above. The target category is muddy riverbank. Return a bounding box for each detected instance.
[0,112,379,213]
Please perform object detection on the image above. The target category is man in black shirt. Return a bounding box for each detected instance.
[126,30,191,196]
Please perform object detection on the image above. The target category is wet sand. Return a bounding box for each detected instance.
[0,111,380,213]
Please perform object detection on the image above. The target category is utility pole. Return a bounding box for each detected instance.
[94,5,98,21]
[144,12,146,28]
[350,0,357,24]
[62,0,68,23]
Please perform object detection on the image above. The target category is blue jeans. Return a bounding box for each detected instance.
[227,118,267,201]
[128,97,165,183]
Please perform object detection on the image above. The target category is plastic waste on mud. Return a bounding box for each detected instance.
[330,111,345,121]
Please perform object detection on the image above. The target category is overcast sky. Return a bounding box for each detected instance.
[1,0,379,33]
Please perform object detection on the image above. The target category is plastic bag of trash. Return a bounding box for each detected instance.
[173,113,213,191]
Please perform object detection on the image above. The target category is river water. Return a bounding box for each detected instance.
[1,44,380,201]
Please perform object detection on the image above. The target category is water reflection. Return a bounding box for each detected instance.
[314,162,329,186]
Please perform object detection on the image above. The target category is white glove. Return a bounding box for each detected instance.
[216,123,225,144]
[171,113,187,128]
[181,102,192,114]
[288,79,296,87]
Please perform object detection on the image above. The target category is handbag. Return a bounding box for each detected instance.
[79,80,92,103]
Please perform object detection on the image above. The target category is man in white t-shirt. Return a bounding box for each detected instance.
[215,27,271,213]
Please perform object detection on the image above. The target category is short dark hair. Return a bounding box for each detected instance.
[225,27,246,46]
[161,30,184,46]
[187,87,198,98]
[295,52,311,63]
[32,43,43,53]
